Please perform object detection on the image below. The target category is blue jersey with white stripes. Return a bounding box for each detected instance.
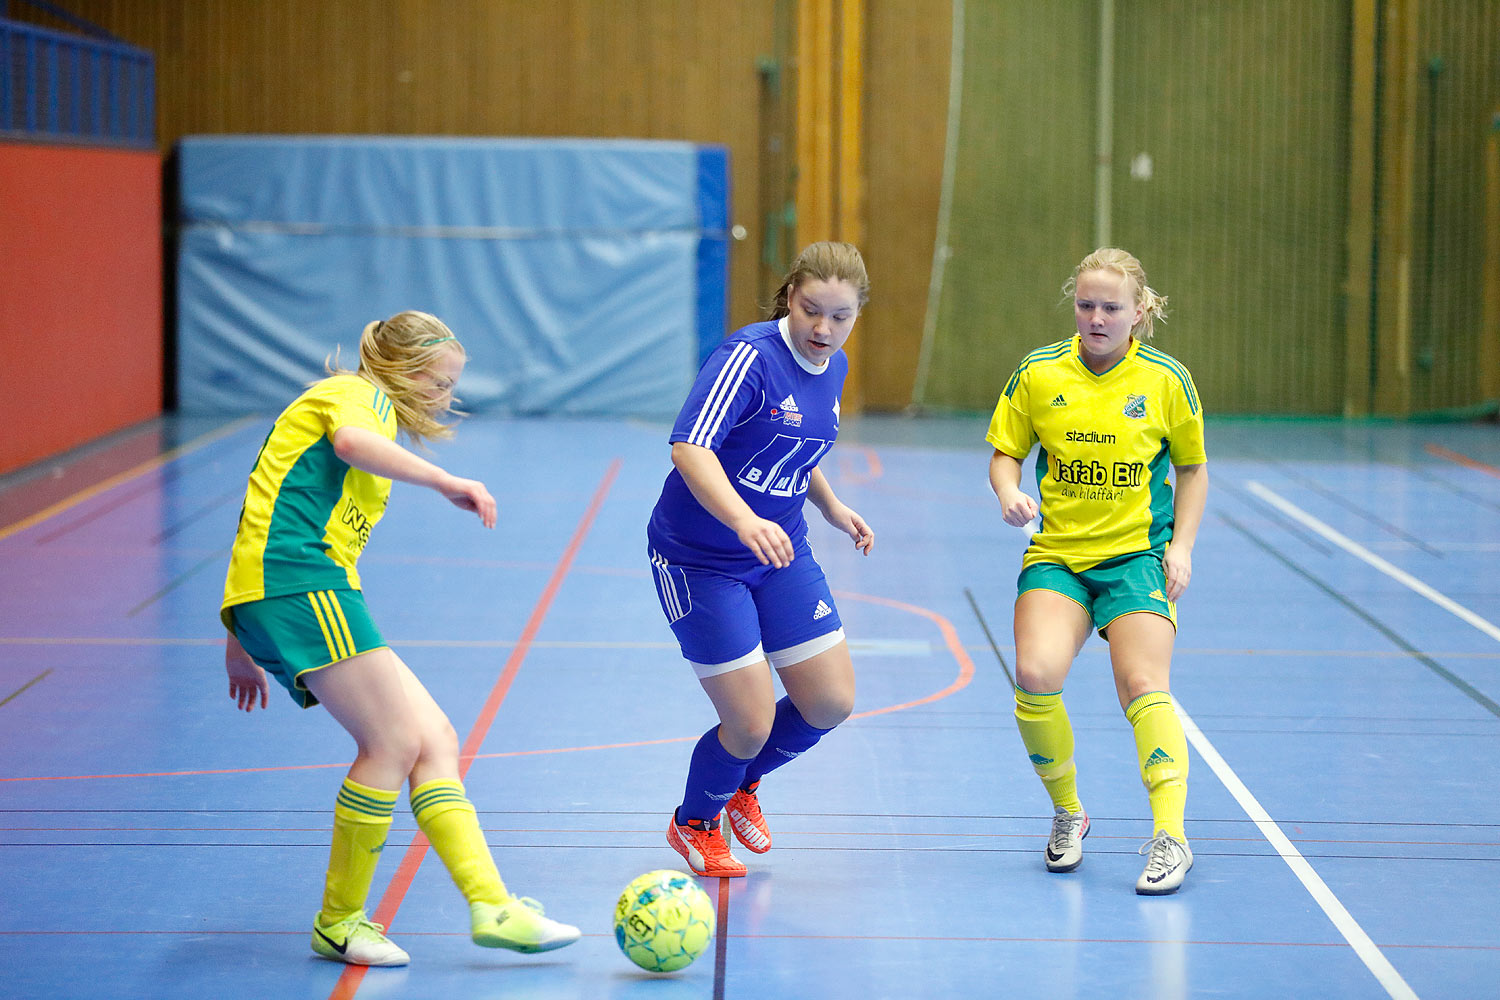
[648,318,847,567]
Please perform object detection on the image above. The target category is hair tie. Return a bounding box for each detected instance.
[421,335,456,346]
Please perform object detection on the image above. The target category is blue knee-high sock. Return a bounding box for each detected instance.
[677,726,755,824]
[742,696,833,787]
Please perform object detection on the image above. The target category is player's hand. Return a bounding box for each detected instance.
[997,488,1039,528]
[734,515,795,568]
[822,502,874,556]
[1163,545,1192,601]
[225,639,269,712]
[440,476,497,528]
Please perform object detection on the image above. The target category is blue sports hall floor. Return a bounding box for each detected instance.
[0,413,1496,1000]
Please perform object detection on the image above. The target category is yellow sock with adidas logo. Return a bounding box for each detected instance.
[1126,691,1189,841]
[1014,686,1084,814]
[410,779,509,906]
[320,777,398,924]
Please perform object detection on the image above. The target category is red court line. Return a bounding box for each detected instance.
[836,445,883,486]
[0,741,698,783]
[3,927,1494,951]
[1426,443,1500,479]
[836,591,975,718]
[3,592,975,785]
[330,459,620,1000]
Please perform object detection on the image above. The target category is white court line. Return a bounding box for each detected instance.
[1175,700,1419,1000]
[1247,480,1500,645]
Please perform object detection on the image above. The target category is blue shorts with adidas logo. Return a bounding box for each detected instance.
[648,536,844,679]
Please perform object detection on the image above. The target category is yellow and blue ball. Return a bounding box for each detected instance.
[613,869,715,972]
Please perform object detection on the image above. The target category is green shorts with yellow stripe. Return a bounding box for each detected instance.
[1017,550,1176,639]
[224,589,387,708]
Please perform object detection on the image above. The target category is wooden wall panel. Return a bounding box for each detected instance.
[1112,0,1350,416]
[863,0,950,410]
[1408,0,1500,414]
[48,0,778,336]
[1344,0,1378,416]
[920,3,1097,412]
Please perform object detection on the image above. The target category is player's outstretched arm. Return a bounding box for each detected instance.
[989,449,1039,528]
[1163,463,1208,600]
[806,467,874,555]
[671,441,795,567]
[331,426,496,528]
[225,633,269,712]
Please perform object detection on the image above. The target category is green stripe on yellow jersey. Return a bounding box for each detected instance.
[222,375,397,616]
[987,336,1206,572]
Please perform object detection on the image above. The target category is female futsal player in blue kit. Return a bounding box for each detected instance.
[648,241,876,877]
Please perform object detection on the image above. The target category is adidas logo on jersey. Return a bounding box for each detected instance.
[1150,589,1167,602]
[812,600,832,620]
[780,394,800,413]
[1050,394,1067,407]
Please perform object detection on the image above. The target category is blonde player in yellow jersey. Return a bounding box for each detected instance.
[220,311,580,966]
[987,248,1208,895]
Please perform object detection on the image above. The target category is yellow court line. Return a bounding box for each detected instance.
[0,416,261,543]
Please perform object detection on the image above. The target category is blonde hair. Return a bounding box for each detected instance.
[768,241,871,319]
[1062,247,1168,340]
[327,310,465,444]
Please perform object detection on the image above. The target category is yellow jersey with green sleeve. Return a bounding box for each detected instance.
[221,374,397,620]
[987,335,1206,572]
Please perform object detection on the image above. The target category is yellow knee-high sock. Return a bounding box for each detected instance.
[320,778,398,924]
[410,779,509,906]
[1014,686,1084,814]
[1126,691,1189,842]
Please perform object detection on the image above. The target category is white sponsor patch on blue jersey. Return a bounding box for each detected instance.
[649,318,847,567]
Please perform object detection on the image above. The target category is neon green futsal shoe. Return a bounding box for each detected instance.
[311,910,410,967]
[470,897,582,953]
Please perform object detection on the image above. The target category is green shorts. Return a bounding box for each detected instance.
[1017,551,1176,638]
[224,589,387,708]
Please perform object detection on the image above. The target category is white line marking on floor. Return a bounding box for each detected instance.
[1247,481,1500,645]
[1176,700,1419,1000]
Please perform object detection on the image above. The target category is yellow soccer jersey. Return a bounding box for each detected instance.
[987,335,1206,572]
[222,375,397,618]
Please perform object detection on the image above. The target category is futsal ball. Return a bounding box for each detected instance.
[613,869,715,972]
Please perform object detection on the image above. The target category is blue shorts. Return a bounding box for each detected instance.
[648,538,845,678]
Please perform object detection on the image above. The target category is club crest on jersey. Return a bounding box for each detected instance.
[1123,394,1147,419]
[770,394,803,426]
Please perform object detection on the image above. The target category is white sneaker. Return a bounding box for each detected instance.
[1045,807,1090,872]
[310,910,410,966]
[1136,831,1193,894]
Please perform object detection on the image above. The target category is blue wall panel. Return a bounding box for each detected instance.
[175,135,729,417]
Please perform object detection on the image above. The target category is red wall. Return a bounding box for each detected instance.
[0,143,162,476]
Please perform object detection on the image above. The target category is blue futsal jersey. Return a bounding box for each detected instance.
[649,317,847,569]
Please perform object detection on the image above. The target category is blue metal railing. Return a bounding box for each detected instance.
[1,11,154,146]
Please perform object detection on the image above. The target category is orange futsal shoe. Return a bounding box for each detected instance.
[726,781,772,854]
[667,812,747,878]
